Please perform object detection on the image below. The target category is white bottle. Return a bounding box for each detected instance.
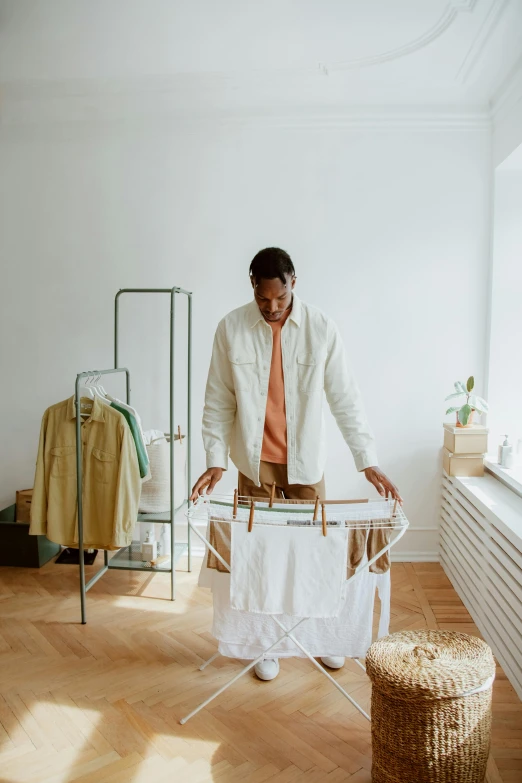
[516,438,522,466]
[498,435,513,468]
[141,531,157,561]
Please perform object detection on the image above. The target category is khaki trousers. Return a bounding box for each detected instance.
[238,461,325,502]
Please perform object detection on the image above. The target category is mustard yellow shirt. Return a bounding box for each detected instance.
[30,395,141,550]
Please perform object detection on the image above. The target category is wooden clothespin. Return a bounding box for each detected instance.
[233,488,238,519]
[313,495,320,522]
[321,503,327,537]
[269,481,276,508]
[392,498,398,517]
[248,499,255,532]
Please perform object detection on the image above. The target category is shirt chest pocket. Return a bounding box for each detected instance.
[92,448,116,484]
[297,353,325,393]
[50,446,76,478]
[228,351,257,391]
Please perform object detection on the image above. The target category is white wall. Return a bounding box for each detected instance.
[0,118,491,558]
[492,60,522,168]
[487,167,522,457]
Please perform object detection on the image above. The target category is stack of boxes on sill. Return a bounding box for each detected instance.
[443,423,488,477]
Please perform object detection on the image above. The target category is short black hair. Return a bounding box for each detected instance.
[249,247,295,284]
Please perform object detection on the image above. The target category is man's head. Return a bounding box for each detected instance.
[250,247,296,323]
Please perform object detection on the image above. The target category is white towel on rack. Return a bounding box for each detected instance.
[230,522,348,618]
[210,568,390,659]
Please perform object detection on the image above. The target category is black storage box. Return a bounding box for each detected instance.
[0,504,60,567]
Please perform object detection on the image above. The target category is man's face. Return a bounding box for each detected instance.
[251,274,296,323]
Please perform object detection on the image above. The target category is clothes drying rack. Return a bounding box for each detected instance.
[75,287,193,624]
[180,492,409,725]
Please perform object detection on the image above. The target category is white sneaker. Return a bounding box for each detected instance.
[320,656,345,669]
[254,658,280,681]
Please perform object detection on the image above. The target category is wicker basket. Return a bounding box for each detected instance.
[366,630,495,783]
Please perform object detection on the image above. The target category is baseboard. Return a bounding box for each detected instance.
[188,542,439,563]
[391,551,439,562]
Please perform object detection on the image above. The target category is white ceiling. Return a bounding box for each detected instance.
[0,0,521,114]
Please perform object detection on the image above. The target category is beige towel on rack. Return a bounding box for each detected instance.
[347,521,391,578]
[207,518,231,573]
[206,517,391,577]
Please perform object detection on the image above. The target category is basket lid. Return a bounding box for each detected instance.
[366,630,495,701]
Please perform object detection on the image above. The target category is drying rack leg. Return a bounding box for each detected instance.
[270,617,370,722]
[199,652,220,671]
[179,618,308,724]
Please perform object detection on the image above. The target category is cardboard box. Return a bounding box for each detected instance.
[16,489,33,524]
[443,424,488,455]
[443,449,484,477]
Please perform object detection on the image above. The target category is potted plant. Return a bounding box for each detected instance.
[445,376,488,427]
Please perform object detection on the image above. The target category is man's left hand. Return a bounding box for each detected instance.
[363,466,403,503]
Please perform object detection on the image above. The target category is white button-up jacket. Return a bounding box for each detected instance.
[202,294,378,486]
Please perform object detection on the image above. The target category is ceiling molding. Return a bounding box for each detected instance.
[221,109,490,131]
[0,72,490,130]
[456,0,509,84]
[328,0,477,72]
[0,96,491,133]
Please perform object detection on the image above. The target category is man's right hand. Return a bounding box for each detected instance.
[190,467,224,502]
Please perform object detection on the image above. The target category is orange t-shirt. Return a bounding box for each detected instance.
[261,308,290,464]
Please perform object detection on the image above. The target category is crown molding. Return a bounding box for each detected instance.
[221,108,490,131]
[456,0,509,84]
[0,77,491,131]
[0,105,491,133]
[329,0,477,72]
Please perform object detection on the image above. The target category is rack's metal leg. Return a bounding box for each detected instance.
[75,378,87,625]
[170,289,176,601]
[187,293,192,572]
[199,652,220,671]
[271,617,371,721]
[180,618,307,724]
[86,565,108,590]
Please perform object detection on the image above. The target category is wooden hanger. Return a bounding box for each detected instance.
[321,503,327,537]
[269,481,276,508]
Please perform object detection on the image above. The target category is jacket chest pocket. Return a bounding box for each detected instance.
[297,353,324,393]
[228,351,256,391]
[50,446,76,478]
[92,448,116,484]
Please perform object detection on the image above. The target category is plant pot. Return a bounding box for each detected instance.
[456,409,475,428]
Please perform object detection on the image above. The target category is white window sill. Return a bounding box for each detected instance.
[447,469,522,552]
[485,457,522,500]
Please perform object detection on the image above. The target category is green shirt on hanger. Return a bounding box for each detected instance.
[110,402,150,479]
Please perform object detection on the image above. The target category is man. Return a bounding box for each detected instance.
[191,247,402,680]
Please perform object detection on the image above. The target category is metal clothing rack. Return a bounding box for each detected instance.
[76,287,193,624]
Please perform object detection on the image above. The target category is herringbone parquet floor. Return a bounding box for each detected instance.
[0,556,520,782]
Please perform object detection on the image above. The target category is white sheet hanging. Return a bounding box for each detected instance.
[209,569,389,659]
[198,521,391,659]
[230,521,348,618]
